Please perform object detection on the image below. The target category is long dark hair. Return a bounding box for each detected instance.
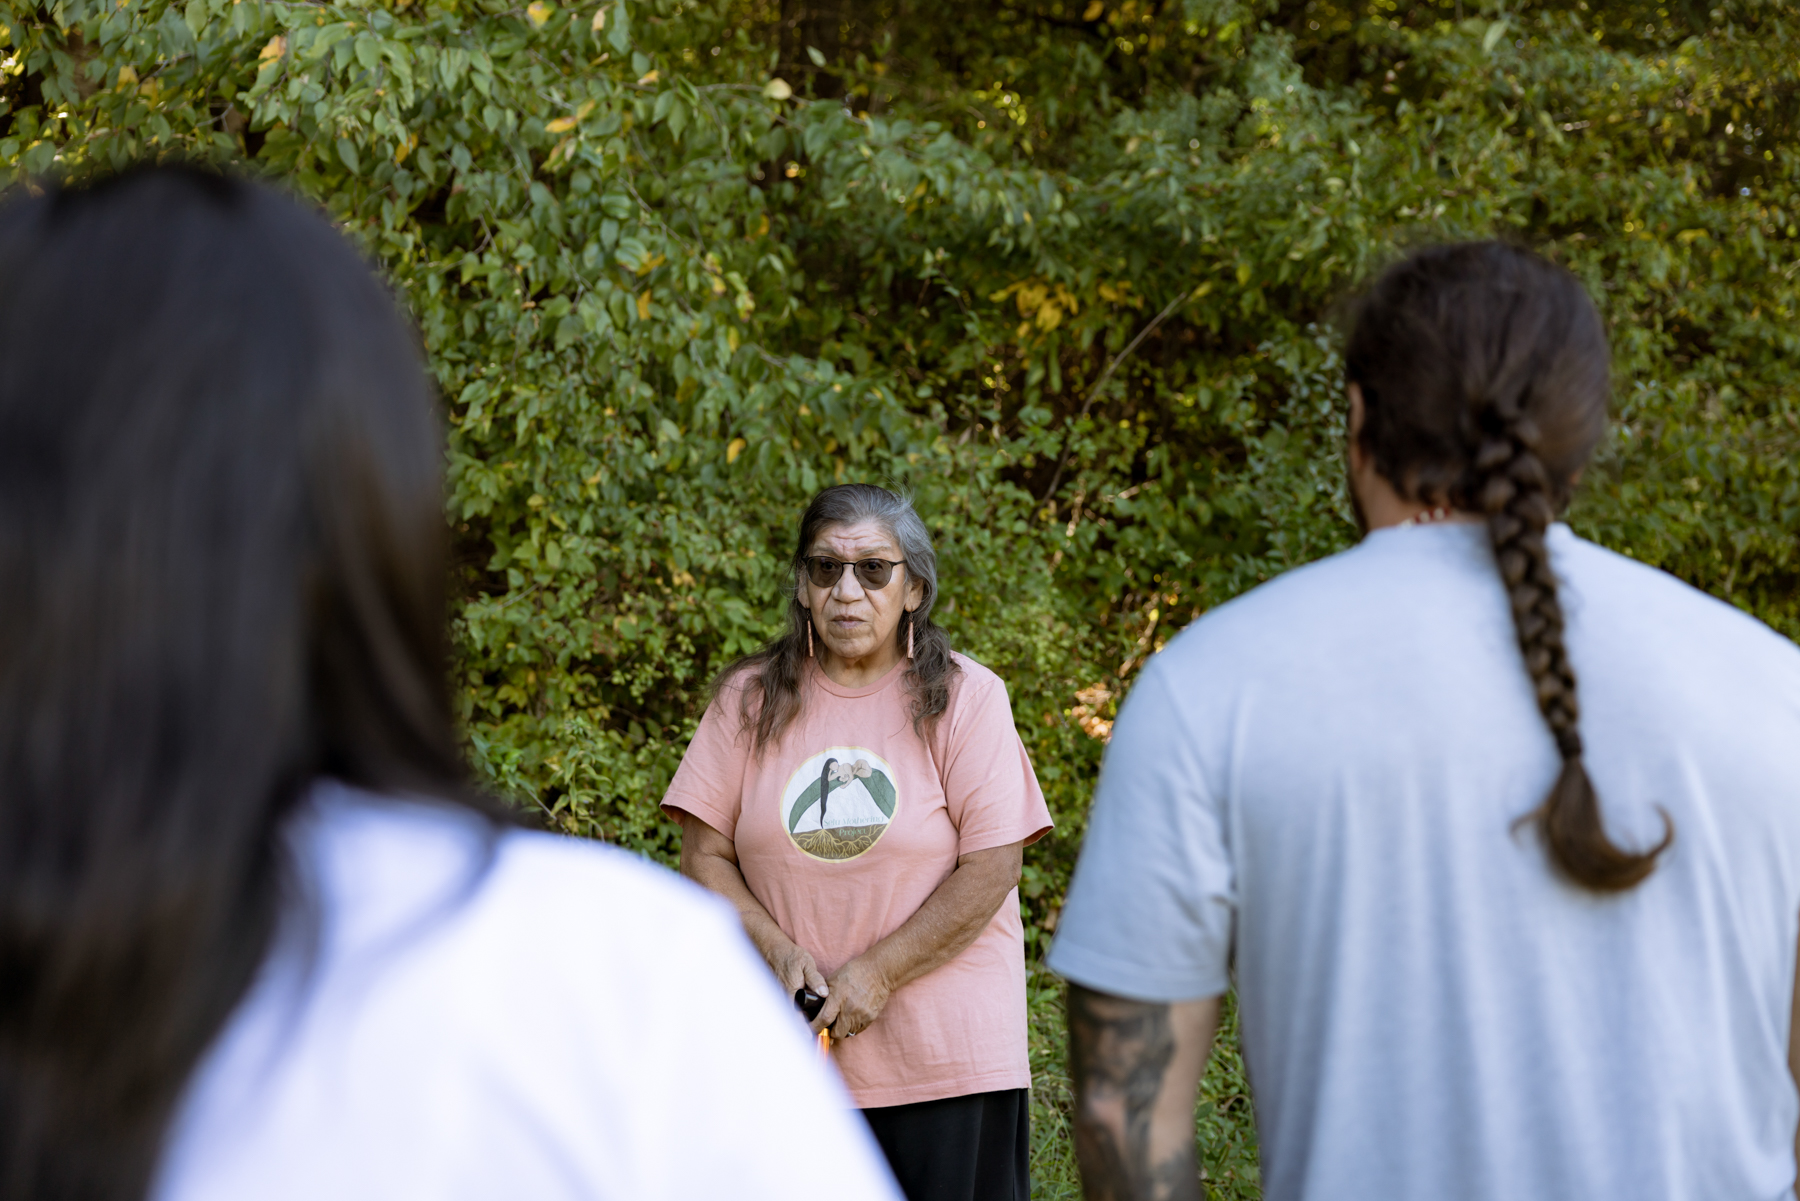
[723,484,958,753]
[1345,241,1672,892]
[0,166,480,1200]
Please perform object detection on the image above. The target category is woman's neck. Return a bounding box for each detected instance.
[819,644,904,689]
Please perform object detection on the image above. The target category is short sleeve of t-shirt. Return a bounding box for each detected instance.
[660,683,752,839]
[1046,659,1235,1002]
[937,668,1053,857]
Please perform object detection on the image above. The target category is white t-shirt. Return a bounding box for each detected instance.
[152,781,901,1201]
[1048,522,1800,1201]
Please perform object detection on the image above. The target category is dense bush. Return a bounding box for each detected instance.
[5,0,1796,1193]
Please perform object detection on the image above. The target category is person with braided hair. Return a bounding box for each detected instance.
[1048,242,1800,1201]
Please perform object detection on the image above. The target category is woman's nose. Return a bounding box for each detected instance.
[832,572,866,602]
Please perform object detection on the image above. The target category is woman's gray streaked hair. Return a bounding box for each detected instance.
[717,484,959,754]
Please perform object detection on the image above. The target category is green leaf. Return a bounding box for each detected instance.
[787,778,823,833]
[864,770,896,818]
[1483,19,1509,54]
[606,0,630,53]
[335,137,360,174]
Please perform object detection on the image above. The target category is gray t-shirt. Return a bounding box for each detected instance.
[1049,522,1800,1201]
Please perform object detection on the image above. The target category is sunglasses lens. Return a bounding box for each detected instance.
[808,558,902,588]
[855,560,895,589]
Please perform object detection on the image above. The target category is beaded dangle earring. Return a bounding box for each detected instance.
[906,611,915,659]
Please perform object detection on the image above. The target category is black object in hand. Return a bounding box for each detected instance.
[795,988,826,1022]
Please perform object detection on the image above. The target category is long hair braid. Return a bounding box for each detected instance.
[1471,399,1670,890]
[1348,241,1672,892]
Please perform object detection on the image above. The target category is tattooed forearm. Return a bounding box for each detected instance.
[1067,984,1205,1201]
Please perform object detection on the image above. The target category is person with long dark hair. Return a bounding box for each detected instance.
[663,484,1053,1200]
[1048,242,1800,1199]
[0,166,899,1201]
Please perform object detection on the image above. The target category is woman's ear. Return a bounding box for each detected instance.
[906,575,925,613]
[1346,382,1368,473]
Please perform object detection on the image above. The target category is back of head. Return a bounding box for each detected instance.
[1345,241,1671,891]
[0,166,469,1199]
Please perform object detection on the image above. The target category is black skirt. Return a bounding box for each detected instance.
[859,1088,1030,1201]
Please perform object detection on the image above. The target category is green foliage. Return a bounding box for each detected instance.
[6,0,1799,1194]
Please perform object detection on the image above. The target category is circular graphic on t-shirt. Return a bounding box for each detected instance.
[781,747,900,862]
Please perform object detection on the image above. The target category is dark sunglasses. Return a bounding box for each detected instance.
[804,556,907,589]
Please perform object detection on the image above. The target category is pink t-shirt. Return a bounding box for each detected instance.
[661,652,1053,1108]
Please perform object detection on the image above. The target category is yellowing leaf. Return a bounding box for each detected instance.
[591,5,606,30]
[545,99,595,135]
[116,65,139,87]
[763,77,793,101]
[637,69,659,85]
[726,437,747,463]
[726,326,740,352]
[1082,0,1105,19]
[1236,263,1252,285]
[257,34,285,63]
[526,1,552,28]
[710,274,727,295]
[636,291,652,320]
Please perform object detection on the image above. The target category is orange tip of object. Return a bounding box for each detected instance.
[818,1029,832,1057]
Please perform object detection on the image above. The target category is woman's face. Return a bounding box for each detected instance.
[801,519,926,667]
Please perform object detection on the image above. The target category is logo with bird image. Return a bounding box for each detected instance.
[781,747,898,862]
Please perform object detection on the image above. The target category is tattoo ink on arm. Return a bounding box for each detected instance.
[1067,984,1217,1201]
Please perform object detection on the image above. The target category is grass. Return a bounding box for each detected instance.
[1027,966,1262,1199]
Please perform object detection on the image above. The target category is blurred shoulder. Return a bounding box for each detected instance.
[487,828,744,969]
[1148,539,1377,673]
[302,785,739,966]
[1557,528,1800,672]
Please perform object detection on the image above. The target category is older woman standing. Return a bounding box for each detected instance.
[663,483,1052,1200]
